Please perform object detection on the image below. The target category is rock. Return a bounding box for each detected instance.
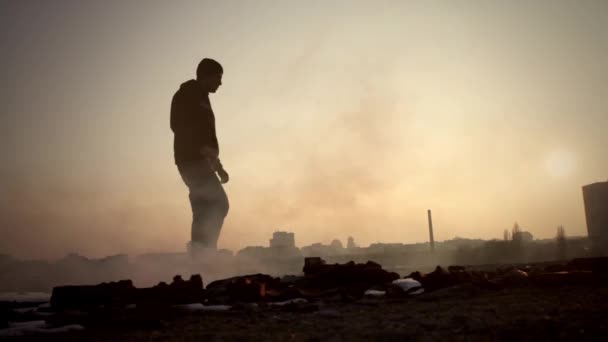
[297,258,400,299]
[568,257,608,273]
[391,278,423,295]
[205,274,283,303]
[303,257,327,276]
[51,274,205,310]
[498,269,528,285]
[448,265,466,272]
[411,266,459,292]
[280,275,304,284]
[136,274,205,308]
[51,279,136,310]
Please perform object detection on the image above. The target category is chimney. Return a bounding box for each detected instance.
[427,209,435,253]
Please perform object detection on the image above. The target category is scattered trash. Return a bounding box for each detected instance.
[410,288,425,295]
[270,298,308,306]
[392,278,422,291]
[0,320,84,337]
[363,289,386,297]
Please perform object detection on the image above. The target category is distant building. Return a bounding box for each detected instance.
[583,181,608,255]
[270,231,295,248]
[135,252,188,264]
[347,237,357,249]
[512,230,534,242]
[368,243,409,254]
[301,243,327,257]
[301,240,345,257]
[238,231,301,259]
[330,239,344,250]
[237,246,268,259]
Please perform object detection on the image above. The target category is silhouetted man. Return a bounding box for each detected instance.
[170,58,229,257]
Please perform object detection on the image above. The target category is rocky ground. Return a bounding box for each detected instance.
[3,258,608,341]
[7,286,607,341]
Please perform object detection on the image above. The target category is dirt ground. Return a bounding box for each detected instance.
[19,284,608,341]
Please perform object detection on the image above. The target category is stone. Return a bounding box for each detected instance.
[205,274,283,303]
[51,279,136,310]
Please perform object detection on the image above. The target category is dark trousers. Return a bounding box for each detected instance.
[177,159,229,250]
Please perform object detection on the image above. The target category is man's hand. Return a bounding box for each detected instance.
[217,167,229,184]
[208,158,229,184]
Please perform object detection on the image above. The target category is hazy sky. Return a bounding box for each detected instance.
[1,0,607,259]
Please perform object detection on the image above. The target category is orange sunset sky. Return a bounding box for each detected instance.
[1,0,607,259]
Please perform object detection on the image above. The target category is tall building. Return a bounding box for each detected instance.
[582,181,608,256]
[269,231,296,248]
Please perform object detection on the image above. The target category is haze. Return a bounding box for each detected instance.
[1,0,607,260]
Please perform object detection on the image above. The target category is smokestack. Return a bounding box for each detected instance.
[427,209,435,253]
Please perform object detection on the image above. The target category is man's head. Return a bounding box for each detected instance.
[196,58,223,93]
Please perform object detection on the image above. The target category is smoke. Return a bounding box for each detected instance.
[0,180,188,260]
[222,88,418,248]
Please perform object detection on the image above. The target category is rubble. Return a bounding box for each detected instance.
[136,274,204,308]
[391,278,423,295]
[50,274,204,310]
[39,257,608,311]
[50,279,136,310]
[568,257,608,272]
[363,289,386,297]
[269,298,308,306]
[296,258,400,299]
[408,266,458,291]
[205,274,283,303]
[0,320,84,337]
[499,269,529,285]
[3,256,608,339]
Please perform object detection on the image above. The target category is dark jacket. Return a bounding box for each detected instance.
[170,79,219,165]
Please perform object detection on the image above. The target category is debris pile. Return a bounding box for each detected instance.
[2,256,607,337]
[50,275,204,310]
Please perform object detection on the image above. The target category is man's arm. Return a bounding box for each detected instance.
[200,145,219,159]
[170,91,199,139]
[171,90,218,160]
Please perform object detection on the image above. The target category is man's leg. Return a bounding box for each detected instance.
[178,160,229,253]
[189,181,229,249]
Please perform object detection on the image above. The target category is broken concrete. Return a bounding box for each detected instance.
[50,274,204,310]
[297,258,400,299]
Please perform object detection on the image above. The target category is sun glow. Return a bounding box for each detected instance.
[545,149,576,179]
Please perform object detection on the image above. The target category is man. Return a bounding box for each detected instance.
[170,58,229,256]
